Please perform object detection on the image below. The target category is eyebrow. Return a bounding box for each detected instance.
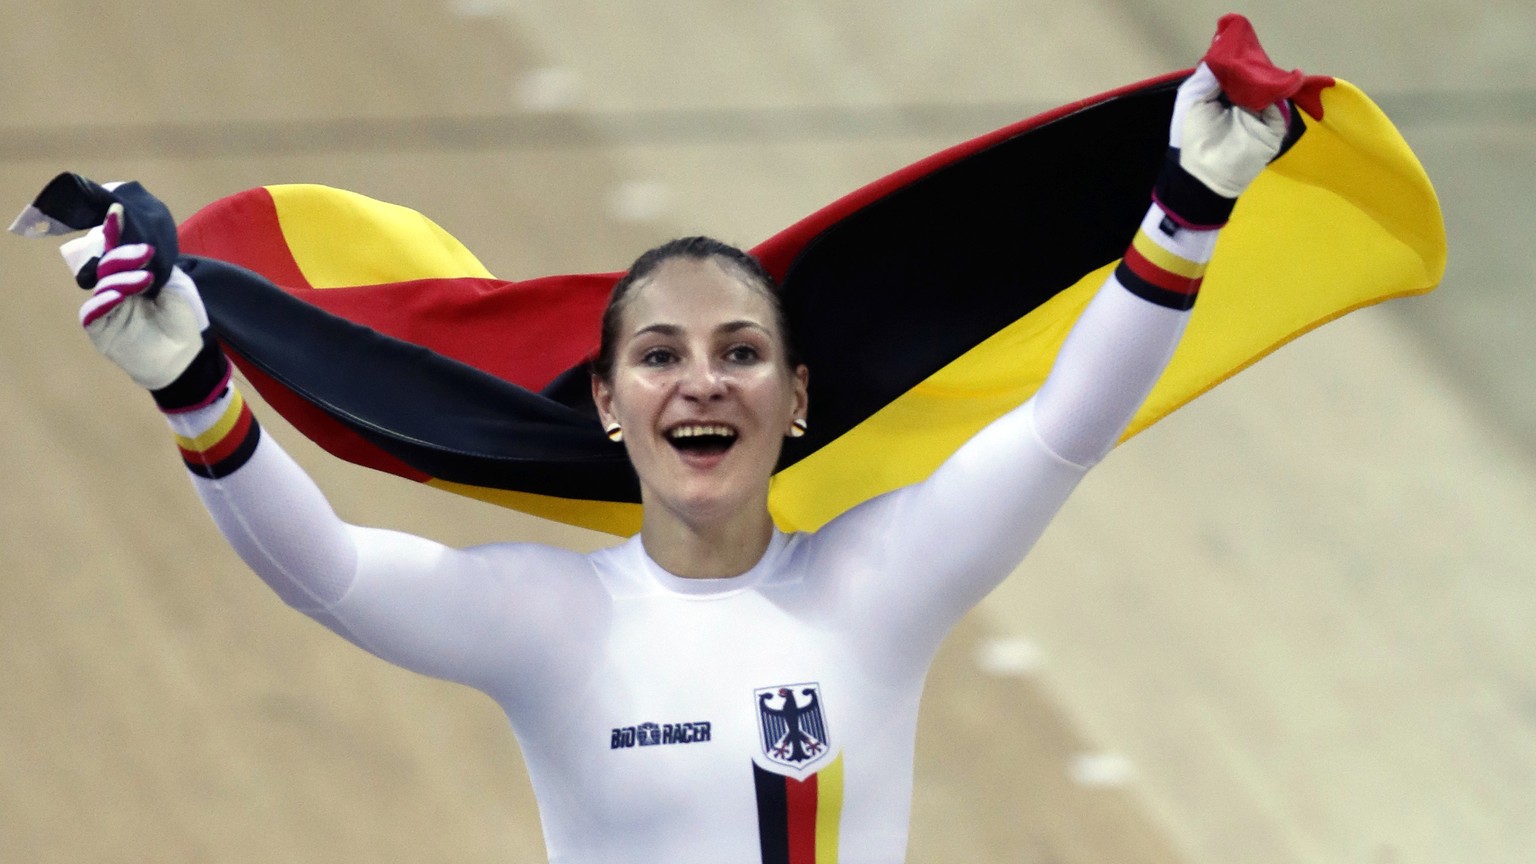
[631,320,769,339]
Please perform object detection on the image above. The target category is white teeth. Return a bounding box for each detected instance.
[667,424,737,439]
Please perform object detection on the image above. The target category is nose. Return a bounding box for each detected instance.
[678,357,727,401]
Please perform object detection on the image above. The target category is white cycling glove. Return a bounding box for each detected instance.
[62,203,230,411]
[1155,62,1289,228]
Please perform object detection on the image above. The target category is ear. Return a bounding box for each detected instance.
[790,364,809,423]
[591,373,617,427]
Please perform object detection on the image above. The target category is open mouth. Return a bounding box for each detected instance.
[665,423,739,457]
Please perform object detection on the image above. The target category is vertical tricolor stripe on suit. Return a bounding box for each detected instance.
[754,756,844,863]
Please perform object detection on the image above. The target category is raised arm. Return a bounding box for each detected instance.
[51,201,600,694]
[821,62,1289,643]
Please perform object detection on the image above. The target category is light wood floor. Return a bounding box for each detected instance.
[3,2,1533,862]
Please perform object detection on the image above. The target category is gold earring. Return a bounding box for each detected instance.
[788,418,807,438]
[605,423,624,443]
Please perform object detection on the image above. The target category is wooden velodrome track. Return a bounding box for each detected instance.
[3,2,1534,862]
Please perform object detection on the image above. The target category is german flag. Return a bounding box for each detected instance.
[174,76,1443,536]
[18,19,1445,538]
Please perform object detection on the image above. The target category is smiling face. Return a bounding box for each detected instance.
[592,256,808,531]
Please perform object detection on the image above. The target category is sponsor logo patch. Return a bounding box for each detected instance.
[610,720,712,749]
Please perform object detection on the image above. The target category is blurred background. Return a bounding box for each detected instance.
[2,1,1533,862]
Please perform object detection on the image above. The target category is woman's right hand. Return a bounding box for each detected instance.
[64,203,229,411]
[68,203,210,392]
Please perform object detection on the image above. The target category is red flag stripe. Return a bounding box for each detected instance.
[179,187,312,290]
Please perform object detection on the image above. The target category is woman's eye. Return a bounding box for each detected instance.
[725,345,760,364]
[641,348,677,366]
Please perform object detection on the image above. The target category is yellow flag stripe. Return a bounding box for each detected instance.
[423,478,643,536]
[767,80,1445,534]
[267,184,494,289]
